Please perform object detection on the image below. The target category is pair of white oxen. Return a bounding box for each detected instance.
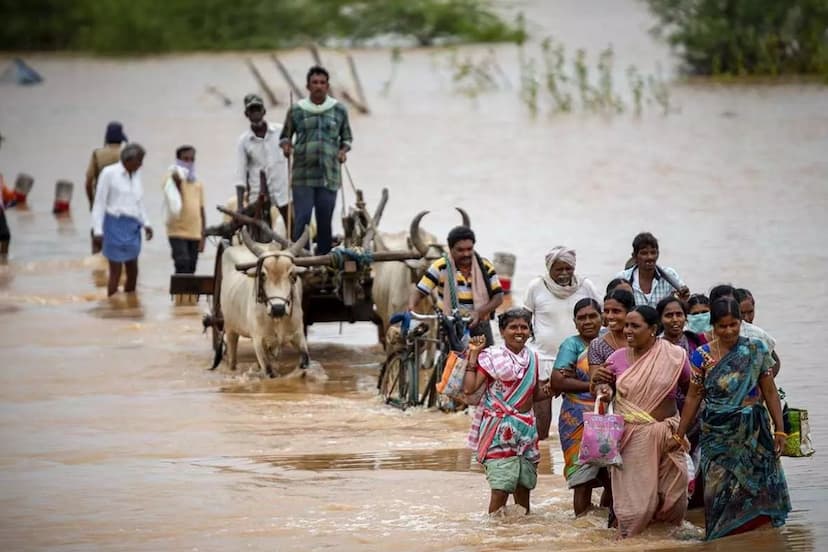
[219,208,466,377]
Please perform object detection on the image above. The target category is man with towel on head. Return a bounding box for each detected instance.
[523,246,601,380]
[524,246,601,439]
[407,226,503,347]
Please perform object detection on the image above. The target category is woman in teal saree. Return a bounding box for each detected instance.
[673,297,791,540]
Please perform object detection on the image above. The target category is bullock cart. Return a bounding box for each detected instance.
[169,187,424,373]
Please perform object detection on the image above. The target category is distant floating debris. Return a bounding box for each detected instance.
[0,58,43,85]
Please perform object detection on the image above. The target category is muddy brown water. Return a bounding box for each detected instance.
[1,0,827,550]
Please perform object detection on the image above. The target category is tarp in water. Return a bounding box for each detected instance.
[0,58,43,85]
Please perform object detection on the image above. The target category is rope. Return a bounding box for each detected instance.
[443,253,460,312]
[328,246,375,270]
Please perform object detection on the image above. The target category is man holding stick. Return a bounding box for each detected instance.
[279,66,352,255]
[236,94,291,230]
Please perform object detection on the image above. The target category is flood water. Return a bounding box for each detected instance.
[1,0,827,550]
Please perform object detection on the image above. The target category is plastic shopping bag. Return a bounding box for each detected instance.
[578,399,625,467]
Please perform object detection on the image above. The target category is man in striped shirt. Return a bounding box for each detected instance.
[408,226,503,345]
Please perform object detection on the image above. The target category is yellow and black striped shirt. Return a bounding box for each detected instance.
[416,255,502,308]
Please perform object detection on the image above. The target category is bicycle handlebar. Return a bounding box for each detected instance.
[408,311,472,323]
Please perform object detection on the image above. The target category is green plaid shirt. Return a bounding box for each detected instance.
[279,102,352,190]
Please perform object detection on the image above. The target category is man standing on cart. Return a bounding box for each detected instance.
[279,66,353,255]
[407,226,504,346]
[236,93,291,228]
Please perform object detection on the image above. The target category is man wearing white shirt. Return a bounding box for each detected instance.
[236,94,290,231]
[91,143,153,296]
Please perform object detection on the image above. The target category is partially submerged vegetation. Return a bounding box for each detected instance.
[1,0,525,53]
[643,0,828,79]
[444,38,673,116]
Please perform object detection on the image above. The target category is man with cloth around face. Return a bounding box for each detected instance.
[279,65,352,255]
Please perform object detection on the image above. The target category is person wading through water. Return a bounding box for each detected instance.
[407,226,503,346]
[85,121,127,253]
[91,143,153,296]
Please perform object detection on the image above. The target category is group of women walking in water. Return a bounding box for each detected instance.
[462,232,791,541]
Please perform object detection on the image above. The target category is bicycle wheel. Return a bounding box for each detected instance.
[379,352,409,409]
[422,348,448,408]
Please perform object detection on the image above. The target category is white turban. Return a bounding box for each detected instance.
[545,246,576,272]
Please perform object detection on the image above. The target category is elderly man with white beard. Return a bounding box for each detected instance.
[523,246,600,439]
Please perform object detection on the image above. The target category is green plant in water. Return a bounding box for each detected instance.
[626,65,645,116]
[541,37,572,113]
[596,47,625,114]
[381,47,403,97]
[647,64,672,115]
[518,46,540,115]
[573,49,598,111]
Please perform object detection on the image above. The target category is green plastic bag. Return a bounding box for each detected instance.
[779,388,815,458]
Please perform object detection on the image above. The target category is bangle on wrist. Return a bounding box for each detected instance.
[774,431,788,438]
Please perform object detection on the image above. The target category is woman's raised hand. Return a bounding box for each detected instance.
[468,335,486,353]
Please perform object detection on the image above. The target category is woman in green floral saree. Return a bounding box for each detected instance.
[673,297,791,540]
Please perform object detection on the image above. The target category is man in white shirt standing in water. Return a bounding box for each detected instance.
[91,143,153,296]
[523,246,601,438]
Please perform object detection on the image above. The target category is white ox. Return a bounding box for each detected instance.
[221,228,310,376]
[371,208,470,349]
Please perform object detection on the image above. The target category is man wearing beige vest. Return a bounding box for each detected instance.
[164,145,205,274]
[85,121,127,253]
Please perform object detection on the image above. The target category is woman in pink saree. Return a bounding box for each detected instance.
[594,305,691,538]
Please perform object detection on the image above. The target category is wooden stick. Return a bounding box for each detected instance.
[346,53,369,109]
[245,59,279,106]
[206,85,232,106]
[271,54,304,99]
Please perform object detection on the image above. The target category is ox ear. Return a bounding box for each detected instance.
[235,261,257,272]
[292,266,308,275]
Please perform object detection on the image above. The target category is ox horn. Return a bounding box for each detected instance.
[409,210,430,256]
[288,225,311,257]
[456,207,471,228]
[241,227,269,258]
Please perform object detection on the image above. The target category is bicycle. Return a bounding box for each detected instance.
[377,309,470,410]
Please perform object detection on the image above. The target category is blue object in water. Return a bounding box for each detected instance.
[0,58,44,85]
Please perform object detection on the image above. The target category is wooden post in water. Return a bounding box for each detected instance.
[52,180,73,215]
[271,54,304,99]
[13,173,34,205]
[245,59,279,106]
[346,53,369,111]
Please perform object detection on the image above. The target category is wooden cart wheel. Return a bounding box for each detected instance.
[208,241,226,369]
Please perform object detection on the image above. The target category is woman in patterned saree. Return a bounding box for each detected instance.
[551,298,611,516]
[594,305,691,538]
[464,307,550,515]
[672,298,790,540]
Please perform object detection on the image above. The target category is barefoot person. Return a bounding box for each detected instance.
[672,298,791,540]
[91,143,153,296]
[550,298,611,516]
[85,122,127,253]
[595,305,691,538]
[464,308,550,515]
